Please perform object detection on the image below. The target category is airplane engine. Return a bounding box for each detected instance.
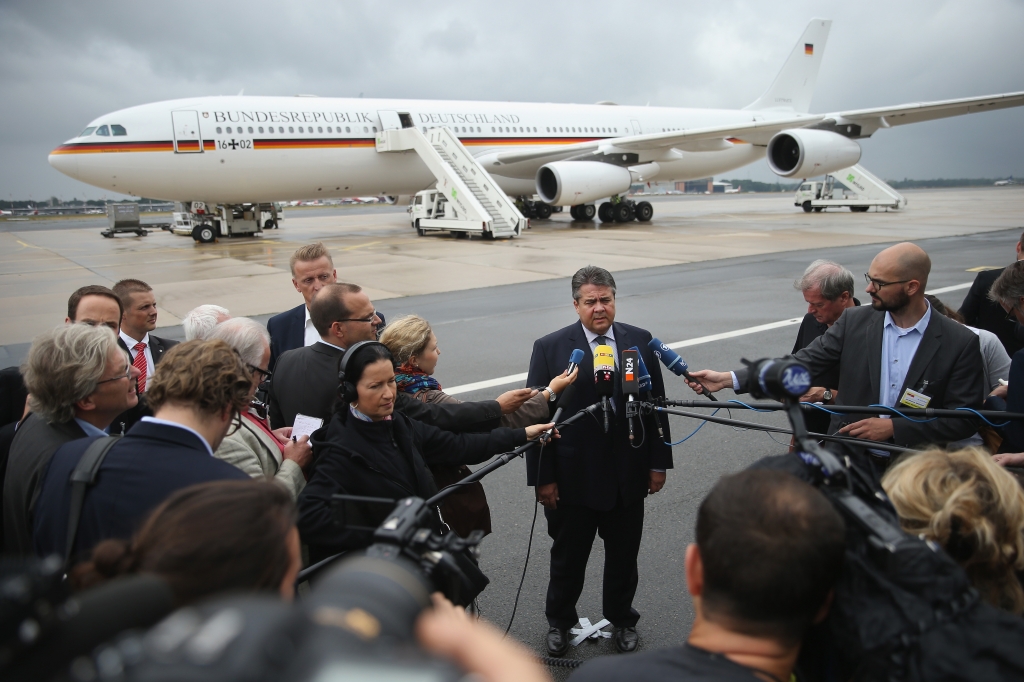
[767,129,862,178]
[536,161,632,205]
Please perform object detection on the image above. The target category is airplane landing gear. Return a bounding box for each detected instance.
[599,198,653,223]
[570,204,596,221]
[514,197,554,221]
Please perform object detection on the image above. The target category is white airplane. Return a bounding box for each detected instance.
[48,18,1024,233]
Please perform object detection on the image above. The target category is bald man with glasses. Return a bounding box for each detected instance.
[686,243,986,477]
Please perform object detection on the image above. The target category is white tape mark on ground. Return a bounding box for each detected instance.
[444,282,973,395]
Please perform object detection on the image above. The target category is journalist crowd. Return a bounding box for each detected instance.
[2,237,1024,681]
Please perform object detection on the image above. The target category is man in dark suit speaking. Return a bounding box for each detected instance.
[526,266,673,656]
[687,243,985,466]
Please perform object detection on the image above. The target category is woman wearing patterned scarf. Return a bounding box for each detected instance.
[381,315,577,536]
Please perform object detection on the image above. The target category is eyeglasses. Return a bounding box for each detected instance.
[1005,302,1019,322]
[864,273,911,290]
[96,364,131,384]
[337,310,380,325]
[248,364,272,382]
[226,410,243,436]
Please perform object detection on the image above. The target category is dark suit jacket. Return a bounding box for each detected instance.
[3,414,87,554]
[525,321,673,511]
[33,420,248,560]
[113,334,178,435]
[0,365,28,428]
[958,266,1024,356]
[268,341,502,433]
[267,304,306,373]
[738,305,985,447]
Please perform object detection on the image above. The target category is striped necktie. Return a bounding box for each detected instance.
[132,342,148,393]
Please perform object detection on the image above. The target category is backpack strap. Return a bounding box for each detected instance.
[64,435,121,570]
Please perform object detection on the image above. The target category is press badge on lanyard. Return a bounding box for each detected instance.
[899,387,932,409]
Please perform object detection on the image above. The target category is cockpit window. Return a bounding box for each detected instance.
[95,125,110,136]
[79,127,97,137]
[111,124,127,136]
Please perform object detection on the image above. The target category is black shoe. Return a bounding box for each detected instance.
[613,626,638,653]
[546,626,569,657]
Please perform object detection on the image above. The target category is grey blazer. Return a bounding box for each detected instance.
[214,412,305,500]
[735,305,986,447]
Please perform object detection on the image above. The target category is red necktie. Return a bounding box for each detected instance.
[133,342,148,393]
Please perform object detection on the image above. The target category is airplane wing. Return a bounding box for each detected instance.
[484,114,822,169]
[832,90,1024,128]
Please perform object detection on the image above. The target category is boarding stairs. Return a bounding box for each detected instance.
[830,164,907,209]
[375,117,526,238]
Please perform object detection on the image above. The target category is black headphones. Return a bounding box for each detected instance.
[337,340,389,404]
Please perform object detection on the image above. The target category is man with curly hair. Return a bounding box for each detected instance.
[33,340,250,561]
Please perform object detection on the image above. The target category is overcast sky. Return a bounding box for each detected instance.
[1,0,1022,200]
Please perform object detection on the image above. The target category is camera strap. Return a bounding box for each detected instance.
[64,435,121,571]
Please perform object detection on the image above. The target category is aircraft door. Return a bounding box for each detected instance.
[378,110,402,131]
[171,111,203,153]
[631,119,642,135]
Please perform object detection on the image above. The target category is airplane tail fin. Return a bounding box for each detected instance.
[744,19,831,113]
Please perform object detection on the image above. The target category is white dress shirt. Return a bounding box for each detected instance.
[120,330,154,378]
[582,325,617,366]
[303,306,319,347]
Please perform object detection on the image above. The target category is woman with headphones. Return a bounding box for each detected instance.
[297,341,555,563]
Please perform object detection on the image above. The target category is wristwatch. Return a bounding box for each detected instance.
[547,386,559,402]
[822,388,834,402]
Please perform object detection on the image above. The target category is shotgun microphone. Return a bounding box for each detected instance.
[594,344,615,434]
[648,338,718,401]
[621,348,640,442]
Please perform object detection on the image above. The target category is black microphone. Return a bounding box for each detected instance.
[594,344,615,433]
[541,382,578,444]
[621,348,640,443]
[6,573,175,681]
[648,338,718,401]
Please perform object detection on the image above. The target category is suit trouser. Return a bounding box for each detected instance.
[544,498,644,630]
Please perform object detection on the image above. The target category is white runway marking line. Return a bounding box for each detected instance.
[444,281,973,396]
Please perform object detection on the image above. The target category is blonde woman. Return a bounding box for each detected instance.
[882,447,1024,614]
[380,315,576,537]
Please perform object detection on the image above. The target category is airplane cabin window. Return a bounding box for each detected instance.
[111,125,127,136]
[96,125,110,136]
[298,126,304,133]
[289,126,294,133]
[346,126,351,133]
[248,126,254,133]
[372,126,377,132]
[363,127,368,133]
[318,126,323,133]
[327,126,332,133]
[216,127,223,134]
[79,127,97,137]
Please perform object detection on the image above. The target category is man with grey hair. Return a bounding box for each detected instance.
[986,261,1024,454]
[211,318,311,499]
[3,325,140,554]
[792,259,860,434]
[183,304,231,341]
[526,265,673,656]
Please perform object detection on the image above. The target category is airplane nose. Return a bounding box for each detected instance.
[48,147,79,179]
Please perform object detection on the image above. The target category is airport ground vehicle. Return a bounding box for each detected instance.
[794,165,906,213]
[170,202,283,243]
[101,202,148,237]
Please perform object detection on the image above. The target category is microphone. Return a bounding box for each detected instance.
[648,338,718,401]
[621,348,640,442]
[542,382,578,443]
[594,344,615,433]
[566,348,585,375]
[627,346,652,394]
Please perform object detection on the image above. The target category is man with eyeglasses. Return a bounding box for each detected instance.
[684,243,985,475]
[33,340,250,561]
[269,282,508,435]
[266,242,386,371]
[4,325,140,554]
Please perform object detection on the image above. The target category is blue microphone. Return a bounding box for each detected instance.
[567,348,585,375]
[647,338,718,401]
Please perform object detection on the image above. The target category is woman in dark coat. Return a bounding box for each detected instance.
[298,342,553,563]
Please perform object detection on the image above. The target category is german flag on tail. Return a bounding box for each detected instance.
[805,43,814,55]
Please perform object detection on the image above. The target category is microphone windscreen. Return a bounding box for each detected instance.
[569,349,585,366]
[8,574,175,682]
[621,349,640,396]
[593,345,615,371]
[647,338,688,377]
[629,346,653,392]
